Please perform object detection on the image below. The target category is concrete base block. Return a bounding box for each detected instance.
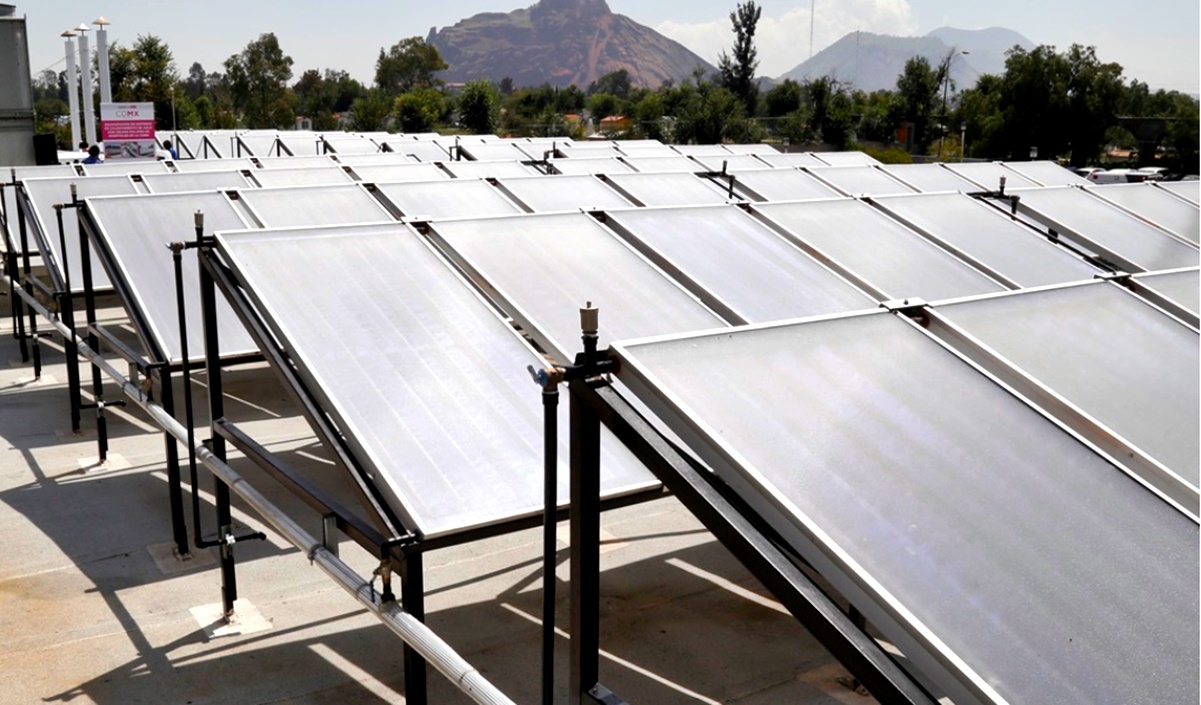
[10,372,57,385]
[147,541,216,575]
[190,599,273,639]
[76,452,130,473]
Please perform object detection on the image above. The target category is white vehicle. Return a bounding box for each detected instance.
[1088,168,1150,184]
[1137,166,1168,180]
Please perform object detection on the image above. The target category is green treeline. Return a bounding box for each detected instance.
[30,30,1199,171]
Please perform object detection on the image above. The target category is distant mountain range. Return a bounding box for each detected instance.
[779,27,1035,93]
[426,0,715,89]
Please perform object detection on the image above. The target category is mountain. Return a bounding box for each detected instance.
[778,27,1035,93]
[427,0,716,89]
[926,27,1034,76]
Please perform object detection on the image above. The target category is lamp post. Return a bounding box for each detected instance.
[937,49,969,162]
[62,30,81,149]
[94,17,112,105]
[76,23,96,146]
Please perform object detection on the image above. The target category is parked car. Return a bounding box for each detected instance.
[1088,169,1150,184]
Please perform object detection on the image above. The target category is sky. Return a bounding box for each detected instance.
[22,0,1200,93]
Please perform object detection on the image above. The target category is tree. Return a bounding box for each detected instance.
[631,91,667,140]
[225,33,296,129]
[375,38,447,96]
[184,62,207,100]
[764,79,801,117]
[294,68,366,129]
[349,89,392,131]
[587,69,632,100]
[894,56,945,152]
[394,88,446,132]
[587,92,622,122]
[458,80,500,134]
[718,1,762,115]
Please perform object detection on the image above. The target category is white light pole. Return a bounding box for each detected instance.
[94,17,112,105]
[76,23,96,146]
[62,30,81,149]
[960,123,967,162]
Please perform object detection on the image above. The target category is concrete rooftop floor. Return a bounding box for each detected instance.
[0,299,878,705]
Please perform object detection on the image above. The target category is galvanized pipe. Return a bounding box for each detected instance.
[11,287,516,705]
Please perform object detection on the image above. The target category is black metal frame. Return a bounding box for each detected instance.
[536,312,937,705]
[194,236,664,705]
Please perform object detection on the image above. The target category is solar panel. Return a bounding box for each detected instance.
[170,157,255,172]
[611,311,1198,705]
[428,212,726,360]
[757,153,829,168]
[377,140,450,162]
[373,180,521,220]
[811,151,881,166]
[235,134,282,157]
[84,191,257,363]
[348,163,449,183]
[604,206,874,322]
[256,156,338,170]
[495,175,631,212]
[688,154,770,172]
[755,200,1005,301]
[945,162,1040,190]
[1157,180,1199,206]
[1001,160,1090,186]
[1010,187,1199,272]
[547,157,633,175]
[215,223,655,537]
[238,184,393,228]
[728,169,841,202]
[22,175,141,291]
[141,170,252,194]
[320,136,381,155]
[721,144,779,156]
[873,192,1098,288]
[615,145,682,159]
[806,166,916,196]
[275,133,321,157]
[2,165,78,251]
[936,283,1199,487]
[440,160,537,179]
[878,164,981,193]
[602,172,731,207]
[249,166,355,188]
[81,160,171,176]
[459,143,532,162]
[1133,268,1200,317]
[620,156,700,173]
[670,145,732,157]
[1086,184,1200,244]
[335,152,418,167]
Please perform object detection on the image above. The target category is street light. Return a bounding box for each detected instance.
[937,49,969,162]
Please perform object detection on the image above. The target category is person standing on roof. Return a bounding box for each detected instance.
[82,145,102,164]
[163,139,179,160]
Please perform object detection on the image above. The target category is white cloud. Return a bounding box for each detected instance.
[658,0,917,77]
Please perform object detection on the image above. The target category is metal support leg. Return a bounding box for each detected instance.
[216,474,236,617]
[401,552,428,705]
[56,204,81,433]
[542,383,559,705]
[200,220,236,619]
[77,214,107,462]
[157,365,191,557]
[16,203,30,362]
[569,380,602,704]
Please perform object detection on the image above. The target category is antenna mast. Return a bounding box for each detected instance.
[809,0,816,59]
